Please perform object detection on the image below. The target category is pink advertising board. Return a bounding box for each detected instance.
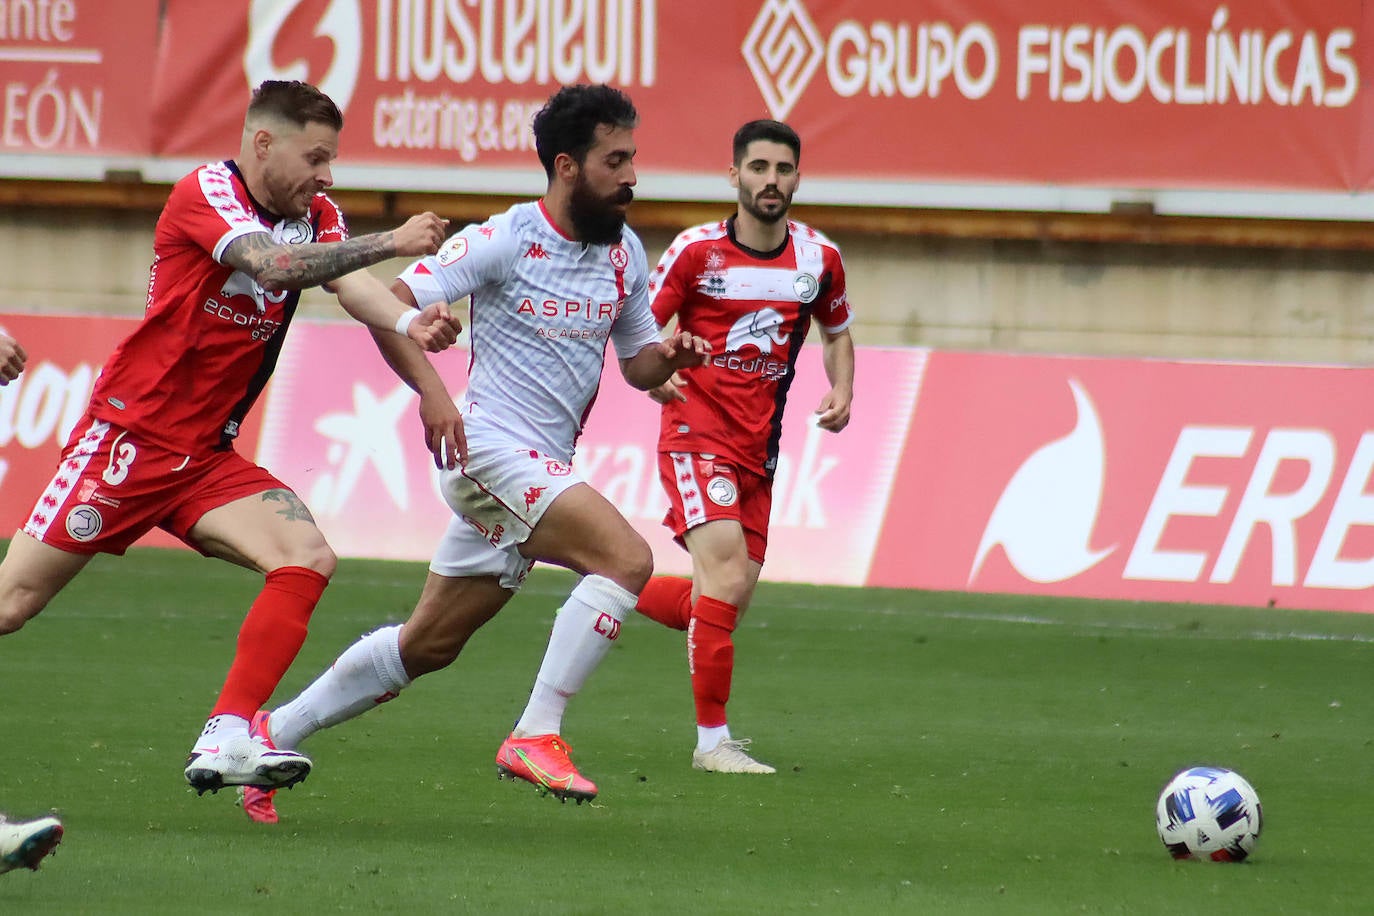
[7,314,1373,614]
[256,321,926,586]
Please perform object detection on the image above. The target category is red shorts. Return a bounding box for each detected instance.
[22,413,287,555]
[658,451,772,564]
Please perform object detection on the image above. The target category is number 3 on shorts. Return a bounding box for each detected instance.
[102,432,138,486]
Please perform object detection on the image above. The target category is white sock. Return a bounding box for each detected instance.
[269,625,411,749]
[515,575,634,736]
[193,714,249,750]
[697,724,731,755]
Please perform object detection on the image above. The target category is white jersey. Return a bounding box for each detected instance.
[399,200,659,462]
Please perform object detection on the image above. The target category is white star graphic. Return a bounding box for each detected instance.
[311,382,414,514]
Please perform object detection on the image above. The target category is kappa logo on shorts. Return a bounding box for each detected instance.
[65,505,103,542]
[706,476,738,507]
[524,485,547,509]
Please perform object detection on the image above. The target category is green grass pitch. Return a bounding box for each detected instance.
[1,544,1371,914]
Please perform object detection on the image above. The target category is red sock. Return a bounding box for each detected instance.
[636,575,693,631]
[688,596,738,728]
[210,566,328,718]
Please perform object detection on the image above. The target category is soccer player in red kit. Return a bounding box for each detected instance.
[0,80,461,795]
[635,120,855,774]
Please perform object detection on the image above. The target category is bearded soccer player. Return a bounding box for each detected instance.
[0,80,461,796]
[635,120,856,774]
[237,84,710,823]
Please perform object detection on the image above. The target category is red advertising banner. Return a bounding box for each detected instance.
[0,1,158,158]
[132,1,1373,198]
[0,2,1369,208]
[873,350,1374,613]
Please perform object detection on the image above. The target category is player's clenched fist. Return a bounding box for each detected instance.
[393,212,449,257]
[408,302,464,353]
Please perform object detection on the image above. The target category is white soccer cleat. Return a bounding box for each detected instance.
[184,733,312,795]
[0,815,63,874]
[691,738,777,775]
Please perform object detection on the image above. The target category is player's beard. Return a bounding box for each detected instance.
[262,168,312,219]
[569,173,632,245]
[740,185,791,225]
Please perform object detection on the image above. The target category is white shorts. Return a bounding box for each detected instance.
[429,430,583,591]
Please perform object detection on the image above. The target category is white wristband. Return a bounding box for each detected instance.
[394,309,418,337]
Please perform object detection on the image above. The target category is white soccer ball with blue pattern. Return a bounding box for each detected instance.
[1155,766,1262,862]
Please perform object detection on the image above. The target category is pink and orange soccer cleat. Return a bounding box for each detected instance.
[495,734,598,804]
[236,711,280,824]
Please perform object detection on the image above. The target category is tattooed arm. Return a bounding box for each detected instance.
[221,211,448,293]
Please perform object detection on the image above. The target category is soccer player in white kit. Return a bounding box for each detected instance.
[239,85,711,821]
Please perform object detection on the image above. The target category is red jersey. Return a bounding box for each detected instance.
[88,161,347,454]
[649,216,853,477]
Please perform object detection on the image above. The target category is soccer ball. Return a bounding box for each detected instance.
[1155,766,1262,862]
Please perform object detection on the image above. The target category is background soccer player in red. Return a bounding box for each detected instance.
[0,80,460,797]
[635,120,856,774]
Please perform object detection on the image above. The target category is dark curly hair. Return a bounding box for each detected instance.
[532,85,638,178]
[732,119,800,166]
